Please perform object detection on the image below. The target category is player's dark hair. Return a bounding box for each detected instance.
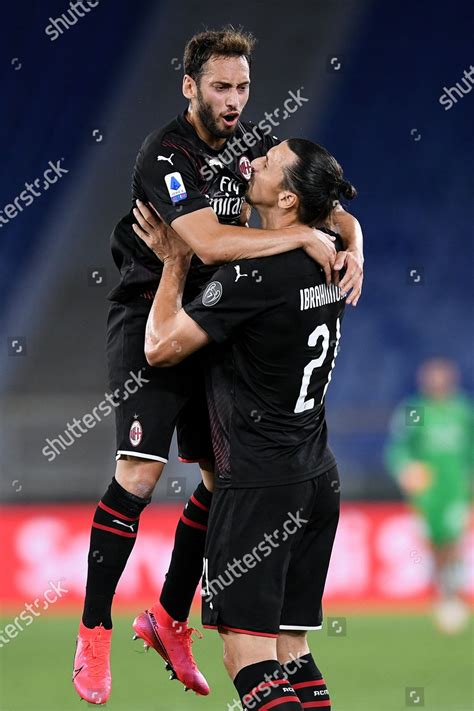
[183,26,256,82]
[282,139,357,226]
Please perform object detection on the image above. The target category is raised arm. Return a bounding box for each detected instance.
[331,203,364,306]
[332,203,363,257]
[142,234,210,367]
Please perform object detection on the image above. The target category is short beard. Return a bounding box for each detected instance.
[245,185,255,206]
[196,84,236,140]
[245,173,258,205]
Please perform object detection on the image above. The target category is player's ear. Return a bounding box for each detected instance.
[278,190,297,211]
[183,74,196,100]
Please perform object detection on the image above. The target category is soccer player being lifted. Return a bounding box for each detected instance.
[73,27,363,704]
[134,138,356,710]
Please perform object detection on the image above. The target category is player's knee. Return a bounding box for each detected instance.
[221,635,238,678]
[280,630,306,639]
[115,457,165,498]
[277,630,309,664]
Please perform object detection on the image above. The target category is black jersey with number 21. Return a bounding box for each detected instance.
[184,249,346,488]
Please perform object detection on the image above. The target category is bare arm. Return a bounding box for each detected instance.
[332,203,363,258]
[171,206,314,264]
[134,201,337,285]
[331,203,364,306]
[144,255,211,367]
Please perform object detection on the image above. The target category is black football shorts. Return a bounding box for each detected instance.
[106,298,213,464]
[201,466,340,636]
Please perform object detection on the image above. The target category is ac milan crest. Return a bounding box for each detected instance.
[129,419,143,447]
[239,156,252,181]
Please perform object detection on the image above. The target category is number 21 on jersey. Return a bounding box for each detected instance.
[294,318,342,413]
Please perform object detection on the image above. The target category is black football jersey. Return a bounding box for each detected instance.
[108,111,277,303]
[184,249,346,488]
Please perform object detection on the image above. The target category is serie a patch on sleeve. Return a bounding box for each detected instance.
[202,281,223,307]
[164,172,188,203]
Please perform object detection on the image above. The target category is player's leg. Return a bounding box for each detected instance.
[132,465,213,696]
[433,540,463,598]
[199,461,215,492]
[158,454,214,622]
[74,456,162,704]
[277,631,331,709]
[115,454,165,497]
[82,456,163,631]
[202,484,321,709]
[132,363,214,695]
[73,299,186,703]
[277,630,310,662]
[221,630,303,710]
[428,499,469,633]
[278,465,340,710]
[81,299,178,628]
[158,397,214,619]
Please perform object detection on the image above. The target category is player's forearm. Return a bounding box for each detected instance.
[332,206,364,260]
[145,258,190,366]
[196,225,305,264]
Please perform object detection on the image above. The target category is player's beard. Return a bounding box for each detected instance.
[245,175,256,206]
[196,86,237,140]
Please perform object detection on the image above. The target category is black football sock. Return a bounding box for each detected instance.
[284,653,331,709]
[82,477,150,629]
[160,481,213,621]
[234,660,303,710]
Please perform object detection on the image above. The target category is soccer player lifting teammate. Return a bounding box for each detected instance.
[134,138,356,711]
[72,26,364,705]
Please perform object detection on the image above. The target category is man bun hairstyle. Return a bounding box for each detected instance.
[183,25,256,82]
[338,178,357,201]
[282,138,357,226]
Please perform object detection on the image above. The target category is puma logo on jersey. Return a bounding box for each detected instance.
[234,265,249,282]
[112,519,135,532]
[157,153,174,164]
[208,157,224,168]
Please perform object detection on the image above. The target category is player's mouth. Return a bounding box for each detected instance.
[221,112,240,127]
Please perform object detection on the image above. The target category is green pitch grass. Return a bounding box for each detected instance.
[0,613,472,710]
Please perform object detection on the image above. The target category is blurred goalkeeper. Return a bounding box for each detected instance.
[385,358,473,632]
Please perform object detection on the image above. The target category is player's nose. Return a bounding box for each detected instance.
[225,90,240,110]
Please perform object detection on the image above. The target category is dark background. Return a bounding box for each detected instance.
[1,0,473,502]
